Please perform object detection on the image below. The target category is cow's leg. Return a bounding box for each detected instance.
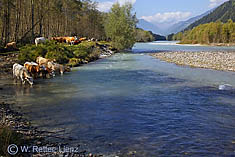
[12,73,17,83]
[20,75,25,84]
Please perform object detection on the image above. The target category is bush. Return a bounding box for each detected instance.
[18,41,106,66]
[68,58,82,67]
[19,44,48,63]
[45,50,70,64]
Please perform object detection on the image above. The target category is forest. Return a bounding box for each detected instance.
[0,0,144,51]
[173,20,235,44]
[0,0,106,46]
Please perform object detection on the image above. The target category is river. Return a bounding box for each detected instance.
[8,41,235,156]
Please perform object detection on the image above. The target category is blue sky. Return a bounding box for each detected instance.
[94,0,229,27]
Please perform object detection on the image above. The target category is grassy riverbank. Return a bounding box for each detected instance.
[151,51,235,72]
[0,41,116,76]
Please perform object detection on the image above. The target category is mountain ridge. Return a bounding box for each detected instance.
[137,19,164,35]
[167,9,214,34]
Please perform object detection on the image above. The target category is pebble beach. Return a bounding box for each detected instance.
[151,51,235,72]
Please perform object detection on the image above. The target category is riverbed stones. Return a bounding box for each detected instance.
[151,51,235,72]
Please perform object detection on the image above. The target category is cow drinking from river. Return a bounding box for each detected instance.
[13,63,33,86]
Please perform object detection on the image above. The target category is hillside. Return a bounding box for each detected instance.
[135,28,166,42]
[167,9,213,34]
[173,20,235,44]
[185,0,235,30]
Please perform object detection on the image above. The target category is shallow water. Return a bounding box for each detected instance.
[5,42,235,156]
[133,41,235,53]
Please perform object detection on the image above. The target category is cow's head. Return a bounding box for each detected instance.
[46,66,55,77]
[65,66,71,72]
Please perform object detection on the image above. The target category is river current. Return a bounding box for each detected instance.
[9,41,235,156]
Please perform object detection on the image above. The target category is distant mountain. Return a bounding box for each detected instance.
[149,31,166,41]
[185,0,235,31]
[137,19,164,35]
[167,9,213,34]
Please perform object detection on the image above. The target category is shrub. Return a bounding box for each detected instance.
[18,41,107,66]
[68,58,82,67]
[0,126,23,156]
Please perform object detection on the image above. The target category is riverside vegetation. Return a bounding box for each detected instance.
[172,20,235,45]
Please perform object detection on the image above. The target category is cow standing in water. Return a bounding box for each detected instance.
[13,63,33,86]
[24,62,41,78]
[47,62,65,75]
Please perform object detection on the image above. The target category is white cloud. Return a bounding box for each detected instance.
[97,1,114,12]
[97,0,136,12]
[209,0,229,8]
[118,0,136,5]
[141,12,192,25]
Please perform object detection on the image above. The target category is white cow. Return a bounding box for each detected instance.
[35,37,46,46]
[13,63,33,86]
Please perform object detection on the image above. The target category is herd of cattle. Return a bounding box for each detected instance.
[35,36,89,46]
[13,56,71,86]
[4,36,90,51]
[8,36,94,86]
[7,36,112,86]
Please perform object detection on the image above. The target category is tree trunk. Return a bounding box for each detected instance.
[31,0,34,42]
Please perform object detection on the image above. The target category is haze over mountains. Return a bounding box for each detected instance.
[137,10,212,36]
[137,0,234,36]
[137,19,164,35]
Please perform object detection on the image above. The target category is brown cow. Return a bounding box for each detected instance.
[39,65,55,78]
[51,37,77,45]
[64,37,77,44]
[36,56,56,66]
[79,37,87,42]
[51,37,66,43]
[24,62,40,78]
[47,62,65,75]
[5,42,17,50]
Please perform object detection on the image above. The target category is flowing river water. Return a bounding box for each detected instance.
[3,41,235,156]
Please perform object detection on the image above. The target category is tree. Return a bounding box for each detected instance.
[104,2,137,50]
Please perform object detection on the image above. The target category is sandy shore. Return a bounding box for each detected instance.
[151,51,235,72]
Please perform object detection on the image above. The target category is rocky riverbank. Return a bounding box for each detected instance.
[151,51,235,72]
[1,100,102,156]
